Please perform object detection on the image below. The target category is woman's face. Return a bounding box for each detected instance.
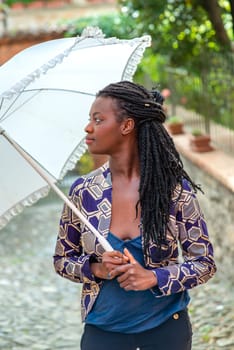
[85,96,126,155]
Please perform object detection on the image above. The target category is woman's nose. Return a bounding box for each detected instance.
[84,121,93,133]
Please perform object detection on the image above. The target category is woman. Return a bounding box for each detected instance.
[53,81,216,350]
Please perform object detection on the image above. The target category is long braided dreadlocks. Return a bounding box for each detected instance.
[97,81,201,257]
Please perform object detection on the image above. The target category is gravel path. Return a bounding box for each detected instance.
[0,194,233,350]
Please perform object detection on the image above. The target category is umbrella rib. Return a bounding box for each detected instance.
[24,88,95,96]
[0,128,113,252]
[0,93,22,122]
[0,90,41,122]
[0,89,95,122]
[0,28,152,247]
[0,98,4,119]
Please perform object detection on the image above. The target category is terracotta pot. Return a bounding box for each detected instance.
[11,3,24,9]
[27,1,44,9]
[189,134,213,152]
[166,122,184,135]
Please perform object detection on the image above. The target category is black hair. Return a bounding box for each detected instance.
[97,80,201,257]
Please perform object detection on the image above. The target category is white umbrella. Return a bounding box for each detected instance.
[0,26,151,251]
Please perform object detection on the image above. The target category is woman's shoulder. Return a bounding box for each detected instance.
[69,161,110,194]
[172,178,196,203]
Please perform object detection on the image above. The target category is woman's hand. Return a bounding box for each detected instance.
[90,250,129,280]
[111,248,158,291]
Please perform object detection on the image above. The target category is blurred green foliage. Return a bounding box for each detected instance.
[75,151,94,175]
[4,0,37,5]
[118,0,233,69]
[116,1,234,130]
[62,6,233,130]
[61,12,138,39]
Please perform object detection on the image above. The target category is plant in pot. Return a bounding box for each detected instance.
[189,129,214,152]
[166,116,184,135]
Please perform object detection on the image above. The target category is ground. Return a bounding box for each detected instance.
[0,188,233,349]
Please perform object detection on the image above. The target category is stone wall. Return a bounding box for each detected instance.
[182,156,234,284]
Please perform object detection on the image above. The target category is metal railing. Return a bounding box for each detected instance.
[165,52,234,155]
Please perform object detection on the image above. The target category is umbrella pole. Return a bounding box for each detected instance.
[1,129,113,252]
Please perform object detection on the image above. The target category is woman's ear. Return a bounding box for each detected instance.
[121,118,135,135]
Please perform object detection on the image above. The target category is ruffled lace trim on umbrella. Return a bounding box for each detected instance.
[0,185,50,230]
[0,137,86,230]
[1,27,151,99]
[59,137,87,179]
[0,27,151,229]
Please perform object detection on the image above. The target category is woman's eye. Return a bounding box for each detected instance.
[94,117,102,124]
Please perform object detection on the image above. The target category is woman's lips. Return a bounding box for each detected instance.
[85,138,94,145]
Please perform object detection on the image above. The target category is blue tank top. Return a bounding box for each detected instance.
[85,232,190,333]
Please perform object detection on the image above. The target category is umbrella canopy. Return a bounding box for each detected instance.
[0,26,151,249]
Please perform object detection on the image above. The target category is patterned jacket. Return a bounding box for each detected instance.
[53,162,216,321]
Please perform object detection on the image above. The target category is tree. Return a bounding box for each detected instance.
[197,0,232,47]
[117,0,233,131]
[119,0,233,68]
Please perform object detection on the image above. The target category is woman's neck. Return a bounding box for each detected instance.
[109,153,140,180]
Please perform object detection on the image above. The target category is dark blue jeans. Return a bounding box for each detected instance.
[81,309,192,350]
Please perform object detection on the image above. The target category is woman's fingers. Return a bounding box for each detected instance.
[111,253,137,277]
[102,250,129,266]
[123,248,137,264]
[99,250,129,280]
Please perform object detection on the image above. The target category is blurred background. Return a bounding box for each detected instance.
[0,1,233,349]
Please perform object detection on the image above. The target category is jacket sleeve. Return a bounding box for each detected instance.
[154,182,217,296]
[53,181,98,284]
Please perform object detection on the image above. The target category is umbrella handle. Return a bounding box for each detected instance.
[0,128,113,252]
[47,182,114,253]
